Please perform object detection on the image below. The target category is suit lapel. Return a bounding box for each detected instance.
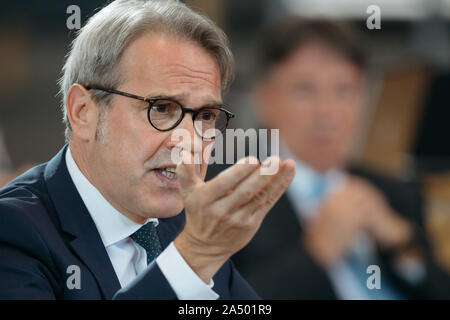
[69,229,122,299]
[44,146,121,299]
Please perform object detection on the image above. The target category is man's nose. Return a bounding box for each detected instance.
[166,113,203,154]
[314,92,338,116]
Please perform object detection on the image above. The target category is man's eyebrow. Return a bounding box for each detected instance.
[145,93,223,107]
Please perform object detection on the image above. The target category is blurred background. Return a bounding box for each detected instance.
[0,0,450,272]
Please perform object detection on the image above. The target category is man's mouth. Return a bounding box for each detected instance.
[156,167,177,180]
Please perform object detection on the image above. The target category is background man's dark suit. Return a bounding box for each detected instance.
[207,164,450,299]
[0,147,258,299]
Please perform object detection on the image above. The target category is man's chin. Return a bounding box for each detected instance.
[143,200,184,219]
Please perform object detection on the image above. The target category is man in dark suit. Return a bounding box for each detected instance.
[0,0,295,299]
[227,18,450,299]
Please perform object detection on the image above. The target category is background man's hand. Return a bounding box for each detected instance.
[303,175,413,268]
[360,179,413,251]
[174,151,295,283]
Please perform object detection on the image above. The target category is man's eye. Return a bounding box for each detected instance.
[200,111,216,121]
[291,83,313,97]
[335,85,357,99]
[152,104,170,113]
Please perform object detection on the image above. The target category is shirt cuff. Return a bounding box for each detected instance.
[156,241,219,300]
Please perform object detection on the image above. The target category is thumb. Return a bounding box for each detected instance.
[176,150,203,197]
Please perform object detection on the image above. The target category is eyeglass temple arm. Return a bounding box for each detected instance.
[84,86,149,102]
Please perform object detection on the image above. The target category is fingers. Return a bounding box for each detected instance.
[178,152,295,223]
[246,159,295,221]
[219,156,282,211]
[205,156,261,201]
[176,150,204,197]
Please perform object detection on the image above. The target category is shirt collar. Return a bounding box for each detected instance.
[65,147,158,247]
[280,143,348,217]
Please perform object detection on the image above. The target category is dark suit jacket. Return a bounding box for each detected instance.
[0,147,258,300]
[207,164,450,299]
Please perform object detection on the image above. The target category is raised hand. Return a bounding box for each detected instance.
[174,150,295,283]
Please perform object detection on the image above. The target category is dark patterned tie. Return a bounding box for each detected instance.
[130,222,162,265]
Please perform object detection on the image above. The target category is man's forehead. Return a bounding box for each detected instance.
[122,33,220,80]
[120,33,222,103]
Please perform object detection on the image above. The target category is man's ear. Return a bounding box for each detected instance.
[66,84,99,142]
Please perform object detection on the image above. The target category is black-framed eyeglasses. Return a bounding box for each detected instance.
[85,85,235,141]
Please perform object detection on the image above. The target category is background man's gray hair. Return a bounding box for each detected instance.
[59,0,234,142]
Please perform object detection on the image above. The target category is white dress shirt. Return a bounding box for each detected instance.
[65,147,218,300]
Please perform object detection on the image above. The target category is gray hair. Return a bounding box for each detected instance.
[59,0,234,142]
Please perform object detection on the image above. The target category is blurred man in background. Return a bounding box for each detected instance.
[230,18,450,299]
